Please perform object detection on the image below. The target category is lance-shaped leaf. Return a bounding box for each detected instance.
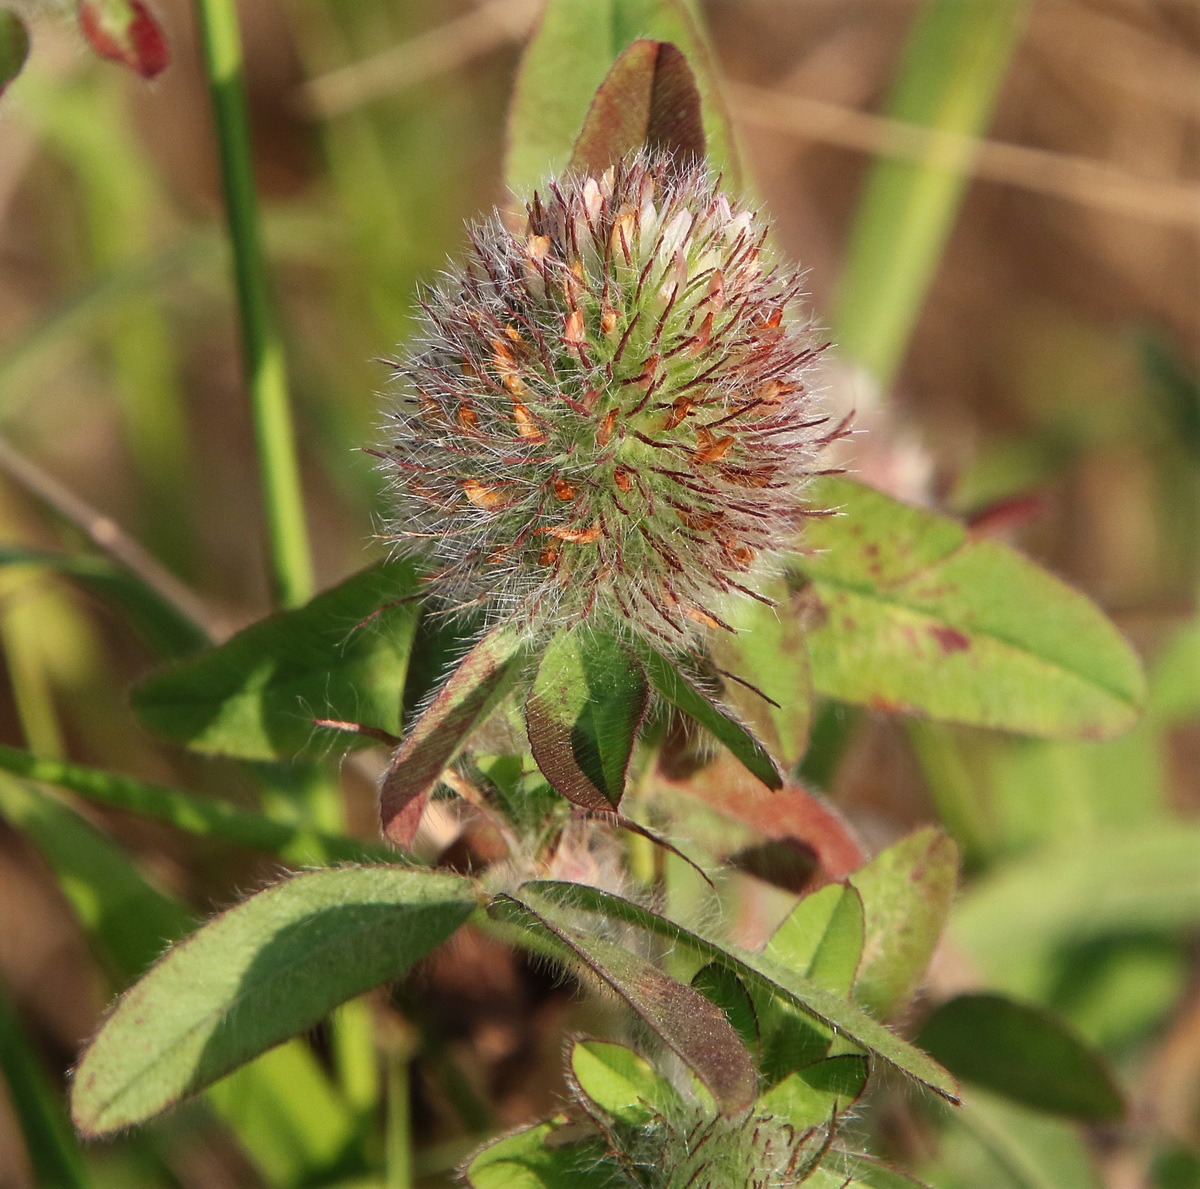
[636,644,781,790]
[0,12,30,98]
[72,866,477,1135]
[381,622,528,847]
[133,561,421,761]
[918,994,1124,1123]
[506,0,739,193]
[849,828,958,1020]
[522,880,959,1103]
[569,40,704,177]
[526,628,648,811]
[77,0,169,78]
[793,478,1147,739]
[489,891,756,1114]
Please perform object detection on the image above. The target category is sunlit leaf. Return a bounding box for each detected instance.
[850,827,958,1019]
[794,478,1146,739]
[490,890,757,1114]
[526,628,648,810]
[523,880,959,1102]
[569,1039,684,1128]
[381,621,528,847]
[77,0,169,78]
[569,40,704,176]
[757,1054,868,1130]
[919,994,1124,1122]
[465,1118,618,1189]
[72,867,477,1135]
[133,561,420,761]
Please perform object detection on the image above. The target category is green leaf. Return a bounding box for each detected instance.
[381,621,529,847]
[832,0,1028,384]
[918,994,1123,1122]
[72,866,477,1135]
[569,1039,683,1128]
[132,561,420,760]
[465,1118,620,1189]
[526,628,648,810]
[757,883,864,1080]
[0,12,30,98]
[506,0,738,193]
[850,827,958,1019]
[925,1087,1102,1189]
[794,478,1146,739]
[569,40,704,177]
[636,643,781,789]
[1150,617,1200,725]
[950,824,1200,996]
[710,578,813,769]
[489,890,757,1114]
[0,545,209,658]
[757,1054,868,1130]
[0,778,356,1184]
[523,880,959,1102]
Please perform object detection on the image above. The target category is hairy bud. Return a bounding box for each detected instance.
[375,154,837,645]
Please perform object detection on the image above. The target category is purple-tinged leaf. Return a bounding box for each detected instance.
[918,993,1124,1122]
[77,0,168,78]
[0,12,30,98]
[850,828,958,1020]
[523,879,959,1103]
[526,628,648,811]
[381,622,527,848]
[489,890,756,1115]
[569,40,704,177]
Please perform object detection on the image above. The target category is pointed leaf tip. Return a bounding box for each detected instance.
[570,39,705,176]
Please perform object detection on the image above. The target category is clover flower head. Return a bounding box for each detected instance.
[376,153,837,646]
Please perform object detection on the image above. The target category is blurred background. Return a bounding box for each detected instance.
[0,0,1197,1185]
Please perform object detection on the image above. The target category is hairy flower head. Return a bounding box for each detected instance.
[376,154,836,645]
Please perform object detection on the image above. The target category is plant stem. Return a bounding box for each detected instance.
[194,0,312,609]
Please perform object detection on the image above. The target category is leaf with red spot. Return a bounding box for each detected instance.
[77,0,169,79]
[526,628,648,811]
[569,39,705,177]
[489,887,757,1115]
[849,827,959,1021]
[792,477,1146,739]
[381,622,529,848]
[0,12,30,98]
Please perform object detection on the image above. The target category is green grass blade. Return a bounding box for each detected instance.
[833,0,1029,386]
[0,743,394,866]
[0,977,89,1189]
[194,0,312,608]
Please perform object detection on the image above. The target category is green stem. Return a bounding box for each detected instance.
[386,1049,413,1189]
[194,0,312,608]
